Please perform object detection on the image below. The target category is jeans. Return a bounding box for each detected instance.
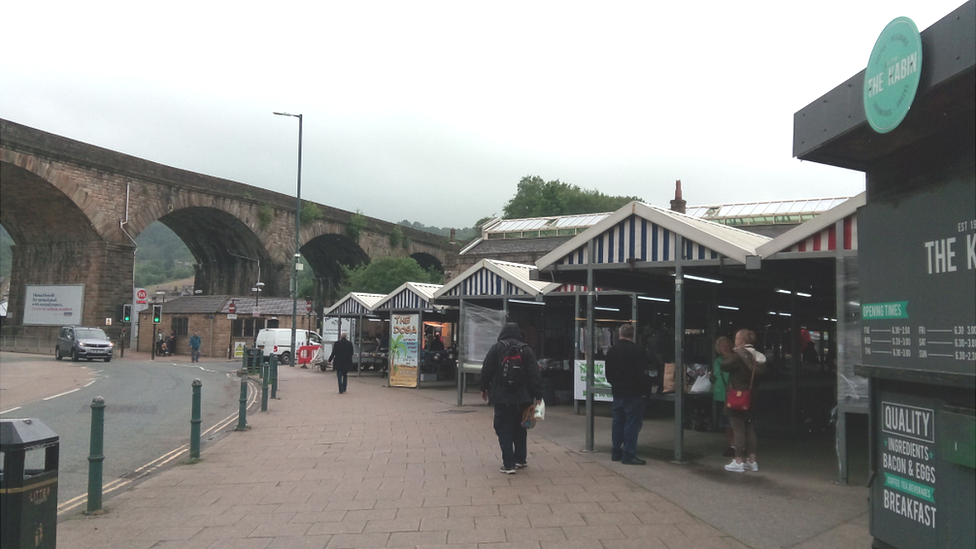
[191,348,200,362]
[493,403,529,469]
[611,396,646,460]
[336,369,348,393]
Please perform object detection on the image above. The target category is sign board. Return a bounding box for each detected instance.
[227,314,238,320]
[863,17,922,133]
[858,178,976,374]
[873,391,940,548]
[23,284,85,325]
[322,317,354,343]
[135,288,148,304]
[389,314,419,388]
[574,360,611,402]
[234,341,246,358]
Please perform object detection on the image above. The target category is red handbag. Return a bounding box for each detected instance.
[726,362,756,411]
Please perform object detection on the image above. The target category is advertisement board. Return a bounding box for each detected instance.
[389,314,419,388]
[574,360,611,402]
[23,284,85,325]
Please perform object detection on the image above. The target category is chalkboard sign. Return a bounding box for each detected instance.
[858,176,976,375]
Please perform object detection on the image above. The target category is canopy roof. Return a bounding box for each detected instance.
[323,292,386,317]
[536,201,770,272]
[434,259,560,301]
[757,193,864,259]
[373,282,443,311]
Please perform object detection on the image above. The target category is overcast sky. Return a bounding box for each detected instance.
[1,1,964,229]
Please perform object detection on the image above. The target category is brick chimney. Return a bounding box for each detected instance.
[449,228,456,244]
[670,180,686,214]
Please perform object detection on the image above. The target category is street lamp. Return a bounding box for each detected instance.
[274,111,303,366]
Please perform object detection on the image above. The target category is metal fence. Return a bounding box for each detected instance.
[0,335,53,355]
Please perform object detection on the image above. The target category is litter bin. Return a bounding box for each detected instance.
[0,418,59,549]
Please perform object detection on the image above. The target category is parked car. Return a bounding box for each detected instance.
[254,328,322,365]
[56,326,114,362]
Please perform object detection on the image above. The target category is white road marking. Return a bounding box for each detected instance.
[43,388,80,400]
[0,406,23,414]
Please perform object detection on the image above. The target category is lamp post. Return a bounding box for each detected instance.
[273,111,303,365]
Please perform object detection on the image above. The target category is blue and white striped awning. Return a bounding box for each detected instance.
[434,259,560,300]
[323,292,386,317]
[373,282,443,312]
[536,201,769,271]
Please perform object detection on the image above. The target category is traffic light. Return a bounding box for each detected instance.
[152,305,162,324]
[122,304,132,322]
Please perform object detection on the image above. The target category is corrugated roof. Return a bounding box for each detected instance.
[536,201,770,270]
[323,292,386,316]
[373,282,444,311]
[756,193,865,258]
[434,259,560,300]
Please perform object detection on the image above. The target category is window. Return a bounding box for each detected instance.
[172,317,189,336]
[231,318,266,338]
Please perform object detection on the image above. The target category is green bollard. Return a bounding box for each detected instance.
[86,396,105,514]
[261,362,269,412]
[270,353,279,399]
[190,379,202,460]
[234,373,249,431]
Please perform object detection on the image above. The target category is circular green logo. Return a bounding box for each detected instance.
[863,17,922,134]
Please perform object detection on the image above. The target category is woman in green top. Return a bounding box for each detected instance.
[711,336,735,457]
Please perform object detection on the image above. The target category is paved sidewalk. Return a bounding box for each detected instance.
[56,364,870,548]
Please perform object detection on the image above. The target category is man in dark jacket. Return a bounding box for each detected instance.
[480,322,544,474]
[328,332,354,394]
[606,323,652,465]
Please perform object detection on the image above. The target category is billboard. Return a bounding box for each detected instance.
[24,284,85,325]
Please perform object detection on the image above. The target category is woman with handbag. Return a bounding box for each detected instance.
[721,329,766,473]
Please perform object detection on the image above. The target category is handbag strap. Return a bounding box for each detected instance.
[747,356,756,390]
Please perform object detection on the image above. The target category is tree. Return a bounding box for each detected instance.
[339,257,443,295]
[502,175,642,219]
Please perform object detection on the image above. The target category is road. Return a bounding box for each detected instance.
[0,351,250,513]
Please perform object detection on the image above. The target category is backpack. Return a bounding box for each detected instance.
[499,341,527,392]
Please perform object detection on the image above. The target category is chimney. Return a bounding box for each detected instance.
[670,180,686,214]
[449,228,456,244]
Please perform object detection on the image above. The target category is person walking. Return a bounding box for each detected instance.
[328,332,354,394]
[711,336,735,457]
[606,322,653,465]
[722,329,766,473]
[189,332,202,363]
[480,322,543,474]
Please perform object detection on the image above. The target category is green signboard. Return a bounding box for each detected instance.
[863,16,922,134]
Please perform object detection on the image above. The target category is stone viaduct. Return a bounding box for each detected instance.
[0,118,458,338]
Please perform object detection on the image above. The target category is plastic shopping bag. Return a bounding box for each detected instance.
[534,399,546,420]
[690,375,712,394]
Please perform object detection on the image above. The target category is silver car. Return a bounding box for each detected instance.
[56,326,114,362]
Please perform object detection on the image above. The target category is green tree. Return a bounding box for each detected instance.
[502,175,642,219]
[339,257,442,295]
[347,209,367,242]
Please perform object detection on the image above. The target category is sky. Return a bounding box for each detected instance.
[1,1,966,230]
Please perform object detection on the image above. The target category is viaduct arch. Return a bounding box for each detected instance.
[0,119,458,339]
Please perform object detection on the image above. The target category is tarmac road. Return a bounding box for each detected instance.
[0,351,248,512]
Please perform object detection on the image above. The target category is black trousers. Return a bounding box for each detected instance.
[493,402,529,469]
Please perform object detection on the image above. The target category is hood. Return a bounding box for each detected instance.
[497,322,522,342]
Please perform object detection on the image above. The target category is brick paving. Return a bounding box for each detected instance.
[55,360,869,549]
[55,365,745,549]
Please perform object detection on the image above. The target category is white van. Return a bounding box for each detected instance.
[254,328,322,365]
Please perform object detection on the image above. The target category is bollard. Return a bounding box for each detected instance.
[270,353,279,399]
[190,379,202,460]
[234,373,249,431]
[261,362,269,412]
[86,397,105,514]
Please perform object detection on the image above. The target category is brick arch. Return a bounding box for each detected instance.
[153,206,280,297]
[301,233,370,303]
[0,161,101,245]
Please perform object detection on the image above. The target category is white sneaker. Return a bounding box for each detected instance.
[746,460,759,472]
[724,460,746,473]
[499,467,516,474]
